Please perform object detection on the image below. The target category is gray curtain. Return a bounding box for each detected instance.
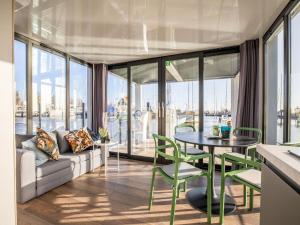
[234,39,259,153]
[92,64,107,133]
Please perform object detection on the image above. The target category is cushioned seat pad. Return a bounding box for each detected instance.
[235,169,261,188]
[226,152,251,159]
[180,148,204,155]
[161,162,203,180]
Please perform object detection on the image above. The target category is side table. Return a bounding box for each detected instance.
[93,141,119,176]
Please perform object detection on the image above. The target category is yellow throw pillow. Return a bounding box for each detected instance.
[65,128,94,154]
[36,128,60,160]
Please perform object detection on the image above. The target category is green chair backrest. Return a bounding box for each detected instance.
[233,127,262,143]
[152,133,181,162]
[174,123,196,134]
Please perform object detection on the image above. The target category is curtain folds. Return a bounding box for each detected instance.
[92,64,107,132]
[235,39,260,136]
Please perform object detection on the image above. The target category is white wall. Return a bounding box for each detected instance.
[0,0,16,224]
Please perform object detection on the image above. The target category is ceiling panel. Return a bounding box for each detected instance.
[15,0,289,64]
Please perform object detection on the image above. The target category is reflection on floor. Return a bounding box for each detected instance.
[18,159,260,225]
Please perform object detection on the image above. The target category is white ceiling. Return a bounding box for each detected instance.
[15,0,289,64]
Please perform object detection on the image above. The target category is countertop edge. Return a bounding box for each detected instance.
[257,144,300,189]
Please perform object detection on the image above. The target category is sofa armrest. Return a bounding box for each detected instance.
[16,148,36,203]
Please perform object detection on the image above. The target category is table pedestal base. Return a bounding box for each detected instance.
[186,188,236,215]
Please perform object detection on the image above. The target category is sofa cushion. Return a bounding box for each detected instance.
[60,151,90,163]
[36,128,60,160]
[36,167,73,196]
[22,138,49,166]
[65,128,94,153]
[55,130,71,154]
[36,158,71,178]
[16,134,35,148]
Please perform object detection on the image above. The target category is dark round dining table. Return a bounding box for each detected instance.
[174,131,257,215]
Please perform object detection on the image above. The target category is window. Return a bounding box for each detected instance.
[204,79,232,132]
[203,53,239,164]
[131,63,158,158]
[265,23,284,144]
[203,53,240,132]
[32,47,66,132]
[165,58,199,137]
[107,68,128,154]
[14,40,27,134]
[290,5,300,142]
[69,61,91,130]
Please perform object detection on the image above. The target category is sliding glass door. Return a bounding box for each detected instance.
[107,68,128,154]
[165,57,200,137]
[130,63,159,158]
[107,49,239,162]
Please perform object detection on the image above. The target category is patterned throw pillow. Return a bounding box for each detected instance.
[35,128,60,160]
[65,128,94,153]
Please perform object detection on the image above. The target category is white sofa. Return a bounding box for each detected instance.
[16,131,105,203]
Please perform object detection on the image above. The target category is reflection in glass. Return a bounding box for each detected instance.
[32,47,66,132]
[14,40,27,134]
[70,61,91,130]
[131,63,158,158]
[165,58,199,137]
[290,5,300,142]
[265,24,284,144]
[204,79,233,133]
[107,68,128,153]
[203,53,239,133]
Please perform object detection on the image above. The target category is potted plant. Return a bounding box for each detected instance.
[98,127,110,143]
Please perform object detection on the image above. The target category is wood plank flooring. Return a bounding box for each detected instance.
[17,159,260,225]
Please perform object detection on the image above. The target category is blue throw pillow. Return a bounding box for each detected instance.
[87,127,100,141]
[22,137,49,166]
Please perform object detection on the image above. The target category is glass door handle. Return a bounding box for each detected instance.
[161,103,165,118]
[158,104,161,118]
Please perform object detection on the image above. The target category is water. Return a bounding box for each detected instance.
[15,116,300,144]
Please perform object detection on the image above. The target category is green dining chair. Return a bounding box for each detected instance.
[149,133,212,225]
[174,123,205,161]
[221,127,262,206]
[219,152,261,225]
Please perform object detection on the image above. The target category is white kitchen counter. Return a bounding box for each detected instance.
[257,144,300,187]
[258,144,300,225]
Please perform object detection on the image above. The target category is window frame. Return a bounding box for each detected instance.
[14,39,28,134]
[14,33,93,134]
[263,0,300,143]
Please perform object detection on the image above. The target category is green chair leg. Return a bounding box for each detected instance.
[243,185,248,207]
[148,169,156,210]
[207,175,212,224]
[219,158,226,225]
[170,184,178,225]
[249,188,254,210]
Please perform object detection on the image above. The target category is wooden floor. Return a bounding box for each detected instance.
[18,159,260,225]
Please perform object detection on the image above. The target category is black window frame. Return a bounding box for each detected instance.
[14,33,93,134]
[263,0,300,143]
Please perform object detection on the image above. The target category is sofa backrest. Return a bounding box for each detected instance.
[15,134,35,148]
